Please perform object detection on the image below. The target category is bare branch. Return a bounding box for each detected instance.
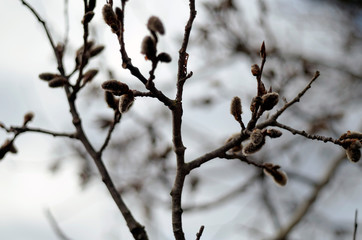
[273,121,343,146]
[195,225,205,240]
[98,111,121,154]
[6,126,77,139]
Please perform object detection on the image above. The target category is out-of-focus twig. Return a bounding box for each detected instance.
[45,209,72,240]
[271,154,345,240]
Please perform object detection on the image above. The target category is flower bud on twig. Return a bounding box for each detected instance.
[157,52,172,63]
[141,36,157,60]
[90,45,105,57]
[102,4,118,32]
[261,92,279,111]
[346,140,361,163]
[102,80,129,96]
[82,11,95,24]
[23,112,34,125]
[147,16,165,35]
[230,96,242,122]
[104,91,118,111]
[263,164,287,186]
[266,129,282,138]
[38,73,59,81]
[260,41,266,59]
[119,92,134,113]
[48,77,68,88]
[82,69,98,84]
[251,64,260,76]
[250,129,265,146]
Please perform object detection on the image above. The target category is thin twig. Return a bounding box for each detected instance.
[20,0,65,75]
[45,209,72,240]
[63,0,70,48]
[7,126,77,139]
[354,209,358,240]
[98,111,121,154]
[195,225,205,240]
[273,121,343,146]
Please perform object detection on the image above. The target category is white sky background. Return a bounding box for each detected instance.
[0,0,362,240]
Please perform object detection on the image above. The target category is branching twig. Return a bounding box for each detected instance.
[170,1,197,239]
[98,111,121,154]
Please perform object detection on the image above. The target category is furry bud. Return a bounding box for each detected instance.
[102,4,118,31]
[82,11,95,24]
[48,77,67,88]
[266,129,282,138]
[82,69,98,84]
[261,92,279,111]
[346,140,361,163]
[141,36,157,60]
[115,7,123,21]
[0,139,17,160]
[250,129,265,146]
[102,80,129,96]
[39,73,59,81]
[263,165,287,186]
[230,96,242,122]
[119,92,134,113]
[23,112,34,125]
[242,141,265,155]
[250,96,262,113]
[260,41,266,59]
[157,52,172,63]
[104,91,118,111]
[147,16,165,35]
[251,64,260,76]
[90,45,105,57]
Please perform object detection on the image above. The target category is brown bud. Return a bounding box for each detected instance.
[82,11,95,24]
[48,77,68,88]
[157,52,172,63]
[101,80,129,96]
[266,129,282,138]
[230,96,242,121]
[260,41,266,59]
[119,92,134,113]
[263,166,287,186]
[346,140,361,163]
[82,69,98,84]
[339,131,362,140]
[0,139,17,160]
[23,112,34,125]
[141,36,157,60]
[250,96,262,113]
[250,129,265,146]
[39,73,59,81]
[242,140,265,155]
[104,91,118,111]
[251,64,260,76]
[89,45,105,58]
[261,92,279,111]
[147,16,165,35]
[102,4,118,30]
[115,7,123,21]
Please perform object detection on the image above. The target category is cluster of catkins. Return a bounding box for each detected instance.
[102,80,134,113]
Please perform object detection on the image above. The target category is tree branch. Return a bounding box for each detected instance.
[45,209,72,240]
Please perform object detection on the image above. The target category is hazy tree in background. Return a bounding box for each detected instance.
[0,0,361,239]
